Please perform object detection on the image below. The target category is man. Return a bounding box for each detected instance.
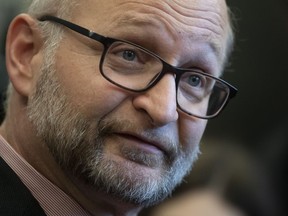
[0,0,237,215]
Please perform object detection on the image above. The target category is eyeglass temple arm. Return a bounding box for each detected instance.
[38,15,106,43]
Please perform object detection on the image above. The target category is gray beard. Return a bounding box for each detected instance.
[27,58,200,207]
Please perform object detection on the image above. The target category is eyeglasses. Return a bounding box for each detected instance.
[38,15,237,119]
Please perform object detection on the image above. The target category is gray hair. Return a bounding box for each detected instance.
[25,0,78,49]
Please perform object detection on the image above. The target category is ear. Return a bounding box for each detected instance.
[5,14,43,97]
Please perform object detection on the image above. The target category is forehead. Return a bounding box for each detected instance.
[71,0,230,70]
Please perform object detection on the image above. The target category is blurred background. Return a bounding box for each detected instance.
[0,0,287,215]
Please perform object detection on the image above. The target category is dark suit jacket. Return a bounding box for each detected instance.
[0,157,46,215]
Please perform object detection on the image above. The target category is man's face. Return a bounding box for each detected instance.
[27,0,229,206]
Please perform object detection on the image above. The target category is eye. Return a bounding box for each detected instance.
[122,50,136,61]
[188,75,202,87]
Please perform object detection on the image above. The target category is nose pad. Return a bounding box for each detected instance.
[132,74,179,126]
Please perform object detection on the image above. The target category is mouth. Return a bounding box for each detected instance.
[114,132,168,156]
[111,131,173,168]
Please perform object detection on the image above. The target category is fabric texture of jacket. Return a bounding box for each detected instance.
[0,157,46,216]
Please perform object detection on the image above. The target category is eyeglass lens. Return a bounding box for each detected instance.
[101,41,230,118]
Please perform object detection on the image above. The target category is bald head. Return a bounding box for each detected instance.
[26,0,234,69]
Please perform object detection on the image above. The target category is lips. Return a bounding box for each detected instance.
[114,131,169,156]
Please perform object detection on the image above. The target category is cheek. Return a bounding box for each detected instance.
[69,81,129,119]
[54,53,129,119]
[179,115,207,150]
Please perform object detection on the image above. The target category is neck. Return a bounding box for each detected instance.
[66,175,143,216]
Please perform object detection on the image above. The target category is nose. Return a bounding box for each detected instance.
[132,74,179,126]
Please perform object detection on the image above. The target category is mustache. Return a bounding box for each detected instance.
[96,118,180,161]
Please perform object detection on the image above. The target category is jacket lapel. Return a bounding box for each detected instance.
[0,157,46,215]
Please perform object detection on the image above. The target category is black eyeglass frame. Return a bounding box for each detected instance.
[38,15,238,119]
